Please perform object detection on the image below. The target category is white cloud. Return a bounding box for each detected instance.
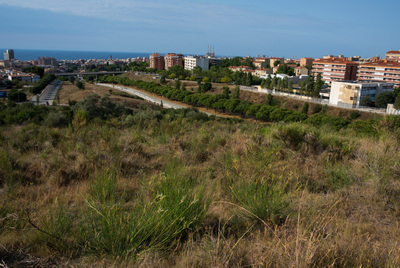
[0,0,313,32]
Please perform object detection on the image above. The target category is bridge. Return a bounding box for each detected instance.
[55,71,126,77]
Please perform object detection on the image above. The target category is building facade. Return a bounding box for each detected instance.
[164,53,183,70]
[184,56,210,71]
[253,58,269,69]
[300,57,314,67]
[329,81,393,108]
[357,60,400,87]
[150,53,164,70]
[38,57,57,67]
[312,57,358,85]
[385,50,400,62]
[3,49,14,61]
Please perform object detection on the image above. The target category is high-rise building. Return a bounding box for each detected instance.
[150,53,164,70]
[164,53,183,70]
[357,60,400,87]
[312,57,358,85]
[3,49,14,61]
[184,56,210,71]
[38,57,58,67]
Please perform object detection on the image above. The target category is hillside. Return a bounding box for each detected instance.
[1,84,400,267]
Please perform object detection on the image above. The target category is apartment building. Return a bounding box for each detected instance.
[38,57,57,67]
[3,49,14,61]
[253,58,269,69]
[269,57,284,67]
[164,53,183,70]
[184,56,210,71]
[254,68,273,77]
[150,53,164,70]
[312,57,358,85]
[300,57,314,67]
[329,81,393,108]
[385,50,400,62]
[357,60,400,87]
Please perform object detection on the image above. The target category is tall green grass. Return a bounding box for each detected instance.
[44,165,209,259]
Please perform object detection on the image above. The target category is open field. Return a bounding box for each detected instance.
[1,89,400,266]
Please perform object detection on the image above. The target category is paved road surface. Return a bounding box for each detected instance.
[96,83,212,112]
[30,80,61,105]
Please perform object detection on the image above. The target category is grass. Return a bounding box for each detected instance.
[2,96,400,266]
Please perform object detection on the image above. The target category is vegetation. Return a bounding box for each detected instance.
[2,90,400,266]
[30,73,56,94]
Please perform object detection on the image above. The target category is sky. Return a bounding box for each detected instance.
[1,0,399,58]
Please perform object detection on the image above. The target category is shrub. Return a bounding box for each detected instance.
[76,81,85,90]
[350,111,361,120]
[45,110,69,127]
[311,104,323,114]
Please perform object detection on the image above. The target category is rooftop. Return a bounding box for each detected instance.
[360,60,400,68]
[314,57,358,65]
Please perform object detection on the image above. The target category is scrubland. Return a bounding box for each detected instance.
[1,81,400,267]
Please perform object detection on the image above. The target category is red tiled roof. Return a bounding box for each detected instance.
[386,50,400,55]
[360,60,400,68]
[313,57,358,65]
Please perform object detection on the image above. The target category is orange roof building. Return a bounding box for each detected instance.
[358,60,400,86]
[312,57,358,85]
[164,53,183,71]
[385,50,400,62]
[150,53,164,70]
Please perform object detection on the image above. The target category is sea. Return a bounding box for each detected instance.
[1,49,151,61]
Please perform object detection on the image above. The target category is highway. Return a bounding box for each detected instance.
[30,80,61,105]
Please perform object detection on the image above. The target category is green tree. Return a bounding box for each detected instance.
[265,75,272,89]
[232,85,240,99]
[76,81,85,90]
[394,94,400,109]
[313,73,323,98]
[7,89,27,102]
[374,91,395,108]
[174,79,181,90]
[160,75,166,84]
[306,74,314,96]
[302,102,309,114]
[245,73,253,86]
[181,82,187,91]
[201,82,212,93]
[288,81,293,93]
[360,96,373,107]
[274,60,280,67]
[223,86,230,99]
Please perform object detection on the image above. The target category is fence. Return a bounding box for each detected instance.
[239,86,388,115]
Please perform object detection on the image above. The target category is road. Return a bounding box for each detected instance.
[30,80,61,105]
[96,83,215,113]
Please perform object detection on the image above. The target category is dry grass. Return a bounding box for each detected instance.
[1,102,400,266]
[57,81,146,108]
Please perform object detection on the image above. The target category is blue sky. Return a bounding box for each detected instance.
[1,0,399,58]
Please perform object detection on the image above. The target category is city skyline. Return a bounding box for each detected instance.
[1,0,399,58]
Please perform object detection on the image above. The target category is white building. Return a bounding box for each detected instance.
[184,56,210,71]
[329,81,393,108]
[7,73,40,83]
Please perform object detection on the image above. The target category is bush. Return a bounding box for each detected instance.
[76,81,85,90]
[45,110,69,127]
[311,104,323,114]
[350,111,361,120]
